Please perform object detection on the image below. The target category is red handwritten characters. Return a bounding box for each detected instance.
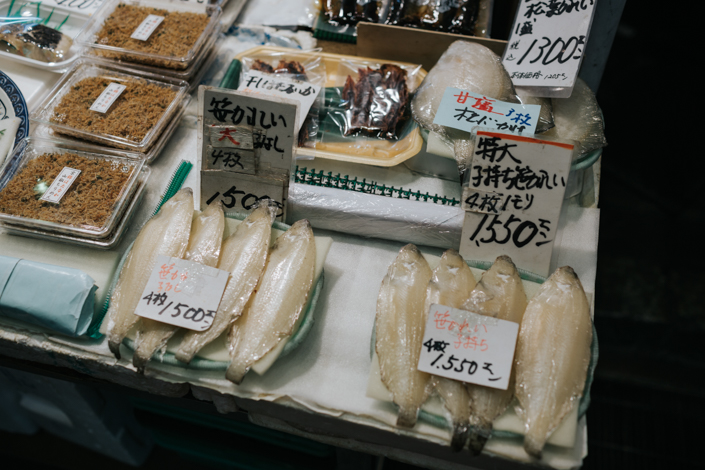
[455,334,489,351]
[217,127,241,145]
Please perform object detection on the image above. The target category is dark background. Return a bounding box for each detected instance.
[1,1,702,469]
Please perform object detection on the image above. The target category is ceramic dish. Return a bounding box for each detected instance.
[0,69,29,162]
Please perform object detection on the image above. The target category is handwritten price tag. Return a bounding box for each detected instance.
[130,14,165,41]
[459,130,573,277]
[40,167,81,203]
[238,70,321,133]
[418,304,519,390]
[433,88,541,135]
[89,82,126,113]
[502,0,598,96]
[135,255,229,331]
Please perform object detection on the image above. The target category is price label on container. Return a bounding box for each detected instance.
[502,0,598,97]
[89,82,126,113]
[417,304,519,390]
[40,167,81,203]
[459,130,573,277]
[135,255,229,332]
[238,70,321,133]
[130,14,165,41]
[433,88,541,135]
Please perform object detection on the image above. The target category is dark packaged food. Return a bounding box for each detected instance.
[0,22,73,63]
[386,0,481,36]
[322,1,383,26]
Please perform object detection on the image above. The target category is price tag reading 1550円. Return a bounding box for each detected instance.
[135,255,229,331]
[417,304,519,390]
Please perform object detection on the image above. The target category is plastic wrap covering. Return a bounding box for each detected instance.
[323,59,422,143]
[0,255,97,336]
[323,0,385,25]
[515,89,554,134]
[385,0,489,36]
[237,0,318,28]
[288,182,464,249]
[542,78,607,160]
[103,187,194,358]
[411,40,519,139]
[241,50,326,148]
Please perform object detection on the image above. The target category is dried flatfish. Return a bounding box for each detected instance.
[514,266,592,459]
[462,255,527,455]
[176,202,276,364]
[376,244,433,427]
[105,188,193,359]
[226,219,316,384]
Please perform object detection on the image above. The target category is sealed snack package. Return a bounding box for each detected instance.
[323,0,385,25]
[385,0,491,37]
[323,58,422,142]
[240,50,326,148]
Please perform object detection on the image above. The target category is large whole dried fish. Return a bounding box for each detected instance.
[132,201,224,373]
[0,23,73,63]
[462,255,527,455]
[105,188,194,359]
[376,244,433,427]
[514,266,592,459]
[176,203,277,364]
[426,249,476,450]
[225,219,316,384]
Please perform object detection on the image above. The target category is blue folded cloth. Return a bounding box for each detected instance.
[0,256,97,336]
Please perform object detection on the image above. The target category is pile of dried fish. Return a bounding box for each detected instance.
[104,192,317,383]
[375,246,593,458]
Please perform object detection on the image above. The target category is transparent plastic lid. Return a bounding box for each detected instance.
[76,0,222,70]
[0,137,145,239]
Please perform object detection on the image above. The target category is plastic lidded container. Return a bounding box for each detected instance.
[76,0,222,70]
[0,137,145,240]
[31,59,189,152]
[33,93,192,164]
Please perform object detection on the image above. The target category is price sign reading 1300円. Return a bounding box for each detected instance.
[417,304,520,390]
[135,255,229,332]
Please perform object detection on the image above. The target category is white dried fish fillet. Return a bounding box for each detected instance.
[462,255,527,455]
[514,266,592,459]
[105,188,194,359]
[176,203,276,364]
[376,244,433,428]
[226,219,316,384]
[132,201,224,373]
[425,249,476,449]
[542,78,607,158]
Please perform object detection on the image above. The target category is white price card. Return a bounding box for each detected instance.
[433,87,541,135]
[130,14,165,41]
[89,82,126,113]
[502,0,598,97]
[40,167,81,203]
[459,130,573,277]
[238,70,321,133]
[135,255,229,332]
[418,304,519,390]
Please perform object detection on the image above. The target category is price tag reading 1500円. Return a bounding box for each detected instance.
[417,304,519,390]
[135,255,229,331]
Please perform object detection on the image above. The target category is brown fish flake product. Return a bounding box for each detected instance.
[92,4,211,69]
[50,76,177,148]
[341,64,409,140]
[0,152,133,232]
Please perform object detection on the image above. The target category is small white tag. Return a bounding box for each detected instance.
[417,304,519,390]
[89,82,126,113]
[130,14,165,41]
[238,70,321,133]
[433,87,541,135]
[40,167,81,203]
[135,255,230,332]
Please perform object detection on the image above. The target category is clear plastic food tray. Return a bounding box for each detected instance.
[76,0,222,70]
[31,59,188,152]
[0,137,145,239]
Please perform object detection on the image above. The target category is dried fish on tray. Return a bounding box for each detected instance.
[0,22,73,62]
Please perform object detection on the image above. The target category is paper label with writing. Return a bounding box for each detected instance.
[89,82,126,113]
[200,171,287,220]
[130,14,164,41]
[502,0,597,94]
[418,304,519,390]
[238,70,321,133]
[40,167,81,203]
[433,88,541,135]
[459,130,573,277]
[135,255,229,331]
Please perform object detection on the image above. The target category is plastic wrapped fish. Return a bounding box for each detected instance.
[0,22,72,62]
[323,1,382,26]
